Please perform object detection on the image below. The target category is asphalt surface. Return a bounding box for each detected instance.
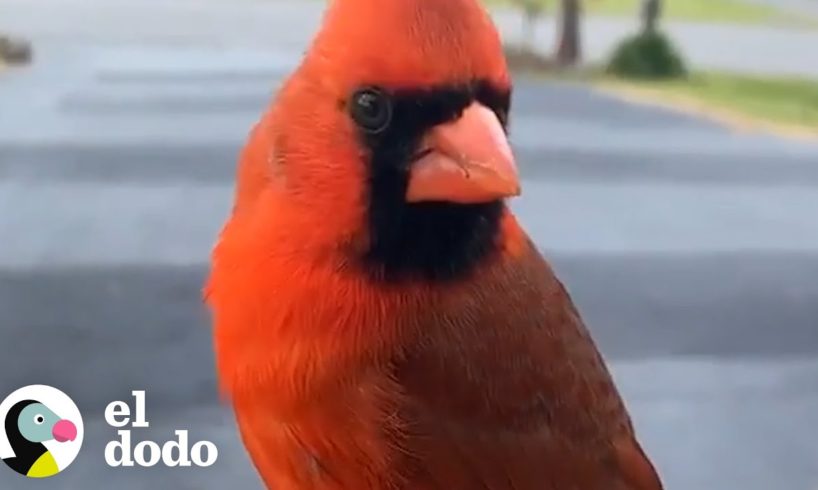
[1,1,818,489]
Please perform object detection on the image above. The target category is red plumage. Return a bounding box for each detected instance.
[206,0,663,488]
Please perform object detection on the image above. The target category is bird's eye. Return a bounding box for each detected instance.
[349,87,392,134]
[34,414,44,425]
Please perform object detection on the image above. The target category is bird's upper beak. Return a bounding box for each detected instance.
[52,419,77,443]
[406,102,520,204]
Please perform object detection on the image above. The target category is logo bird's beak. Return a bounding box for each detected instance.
[52,419,77,443]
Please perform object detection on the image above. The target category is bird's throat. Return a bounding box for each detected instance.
[362,199,505,282]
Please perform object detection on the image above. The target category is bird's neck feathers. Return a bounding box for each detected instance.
[208,190,529,413]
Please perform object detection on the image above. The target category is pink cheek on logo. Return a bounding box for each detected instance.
[52,419,77,443]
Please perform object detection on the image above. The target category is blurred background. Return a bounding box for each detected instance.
[1,0,817,488]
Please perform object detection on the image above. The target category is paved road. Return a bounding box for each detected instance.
[1,1,818,489]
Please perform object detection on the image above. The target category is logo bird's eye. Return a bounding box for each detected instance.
[34,414,45,425]
[349,87,392,134]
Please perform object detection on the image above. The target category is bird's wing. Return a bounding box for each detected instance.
[395,241,663,490]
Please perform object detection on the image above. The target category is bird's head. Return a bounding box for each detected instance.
[7,400,77,444]
[237,0,521,282]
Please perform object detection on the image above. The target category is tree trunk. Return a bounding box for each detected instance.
[520,2,543,52]
[556,0,581,66]
[522,10,536,51]
[642,0,661,33]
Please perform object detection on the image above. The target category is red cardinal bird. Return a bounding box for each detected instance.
[206,0,663,489]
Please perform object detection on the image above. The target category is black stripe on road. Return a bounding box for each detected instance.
[0,265,215,415]
[1,251,817,411]
[517,147,818,186]
[59,92,271,115]
[549,250,818,361]
[0,143,243,184]
[95,69,290,84]
[3,142,818,186]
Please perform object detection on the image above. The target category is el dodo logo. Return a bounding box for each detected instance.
[104,391,218,468]
[0,385,83,478]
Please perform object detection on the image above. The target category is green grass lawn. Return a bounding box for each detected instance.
[496,0,814,26]
[604,71,818,128]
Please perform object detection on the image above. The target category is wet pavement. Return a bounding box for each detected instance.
[1,1,818,489]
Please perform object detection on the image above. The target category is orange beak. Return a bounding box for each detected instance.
[406,102,521,204]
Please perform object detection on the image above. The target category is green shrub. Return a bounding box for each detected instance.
[606,30,686,79]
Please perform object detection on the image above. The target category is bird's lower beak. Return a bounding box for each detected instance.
[406,102,520,204]
[52,419,77,443]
